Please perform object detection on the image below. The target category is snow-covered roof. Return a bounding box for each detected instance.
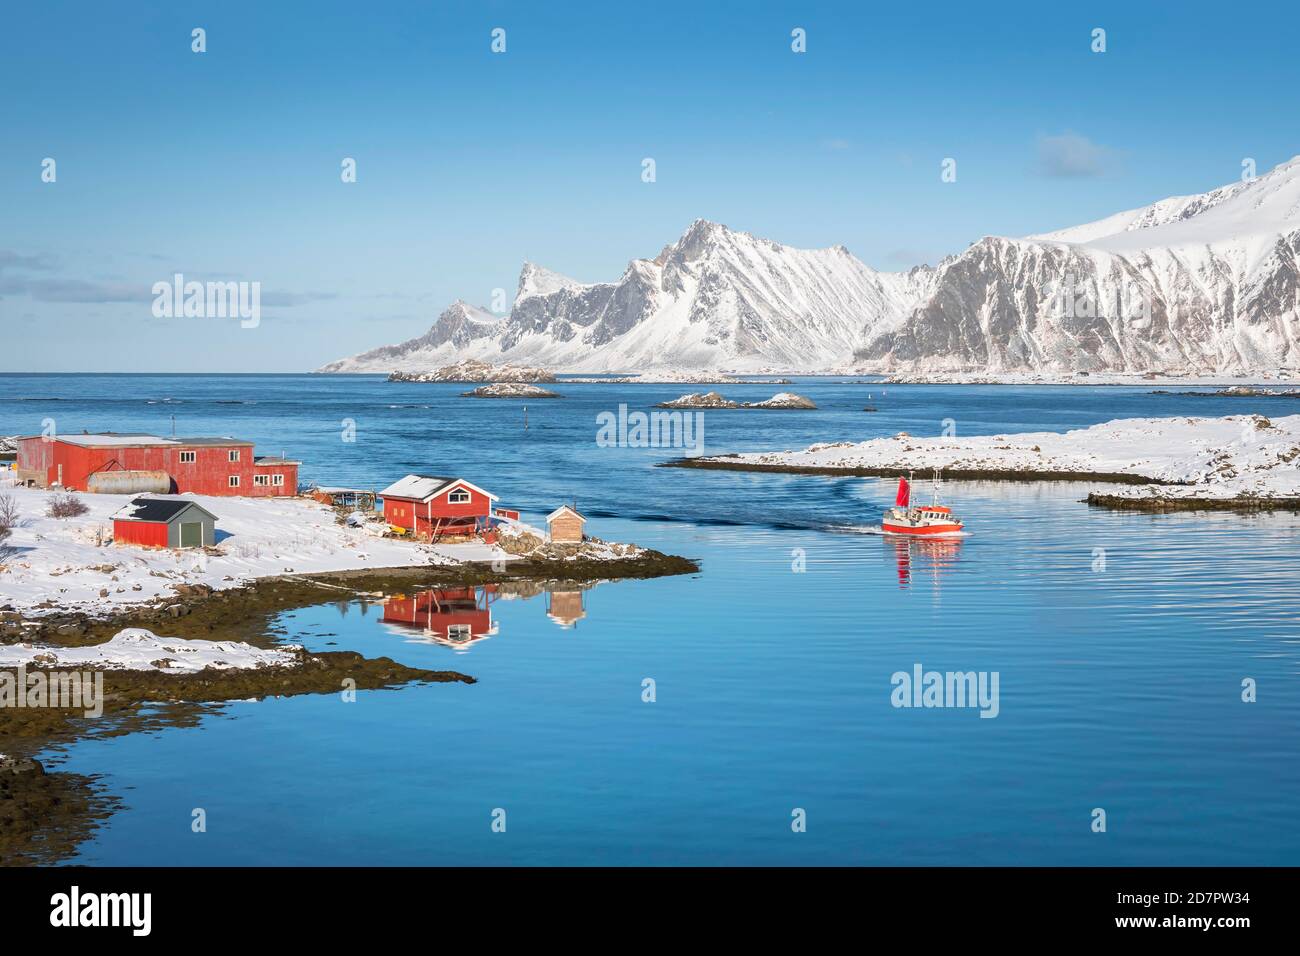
[380,475,453,499]
[19,433,252,449]
[380,474,498,502]
[547,504,586,522]
[174,437,251,447]
[112,495,218,523]
[55,433,177,447]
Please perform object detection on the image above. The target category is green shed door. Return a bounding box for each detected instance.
[180,522,203,548]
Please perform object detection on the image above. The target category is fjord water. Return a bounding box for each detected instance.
[3,374,1299,865]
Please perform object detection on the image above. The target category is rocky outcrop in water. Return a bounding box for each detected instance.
[657,391,816,409]
[387,359,557,383]
[461,382,562,398]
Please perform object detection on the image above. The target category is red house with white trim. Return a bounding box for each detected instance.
[15,433,298,497]
[380,474,498,541]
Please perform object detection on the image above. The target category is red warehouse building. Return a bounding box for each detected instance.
[15,433,299,497]
[380,474,498,541]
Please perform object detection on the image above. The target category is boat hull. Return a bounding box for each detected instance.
[882,522,964,536]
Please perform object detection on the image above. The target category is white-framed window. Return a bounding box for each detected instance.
[447,624,472,641]
[228,475,240,487]
[228,449,240,462]
[179,451,196,463]
[448,488,471,504]
[253,474,270,486]
[271,474,284,486]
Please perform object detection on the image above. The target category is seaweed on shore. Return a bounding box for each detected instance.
[1085,493,1300,513]
[659,457,1162,484]
[0,755,116,866]
[0,548,698,864]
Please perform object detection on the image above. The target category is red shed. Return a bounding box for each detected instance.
[380,474,498,541]
[113,496,218,549]
[14,433,298,497]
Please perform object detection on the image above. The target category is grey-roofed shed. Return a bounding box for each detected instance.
[112,496,218,548]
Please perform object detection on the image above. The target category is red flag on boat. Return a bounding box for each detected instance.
[895,476,910,507]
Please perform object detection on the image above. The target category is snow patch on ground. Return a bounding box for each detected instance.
[0,627,300,672]
[494,516,647,561]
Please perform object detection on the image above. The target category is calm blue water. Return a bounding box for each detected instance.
[3,374,1299,865]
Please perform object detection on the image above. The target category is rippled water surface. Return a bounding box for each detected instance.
[3,374,1298,864]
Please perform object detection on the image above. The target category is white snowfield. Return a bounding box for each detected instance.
[704,414,1300,501]
[0,486,512,616]
[0,628,300,672]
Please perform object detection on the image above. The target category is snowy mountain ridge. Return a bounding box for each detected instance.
[859,156,1300,373]
[321,219,933,373]
[321,157,1300,375]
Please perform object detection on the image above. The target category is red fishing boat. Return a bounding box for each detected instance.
[882,470,964,536]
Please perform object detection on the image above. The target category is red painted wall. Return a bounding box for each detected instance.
[382,588,494,637]
[113,519,169,547]
[16,438,298,497]
[383,483,492,536]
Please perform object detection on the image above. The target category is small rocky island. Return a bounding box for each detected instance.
[389,360,557,383]
[1151,385,1300,398]
[461,382,562,399]
[564,370,793,385]
[657,390,817,410]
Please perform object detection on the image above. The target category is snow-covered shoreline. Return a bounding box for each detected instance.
[387,359,557,383]
[678,414,1300,504]
[0,486,515,617]
[857,371,1300,388]
[0,486,676,619]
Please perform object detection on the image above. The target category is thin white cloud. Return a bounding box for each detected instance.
[1037,131,1114,178]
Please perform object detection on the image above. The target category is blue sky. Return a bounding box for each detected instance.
[2,0,1297,371]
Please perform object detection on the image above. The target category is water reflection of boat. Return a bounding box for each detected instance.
[382,586,499,648]
[890,534,962,588]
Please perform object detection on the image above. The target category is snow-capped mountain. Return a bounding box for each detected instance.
[319,300,504,373]
[321,157,1300,375]
[858,157,1300,373]
[319,220,933,373]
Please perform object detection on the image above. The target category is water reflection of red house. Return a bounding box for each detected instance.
[382,586,499,647]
